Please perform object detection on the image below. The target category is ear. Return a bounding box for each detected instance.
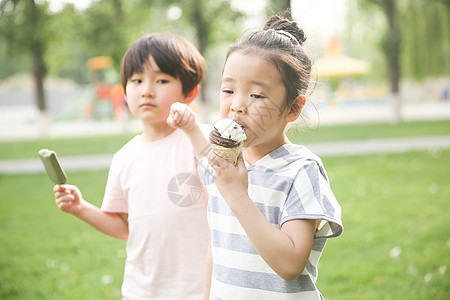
[183,85,200,105]
[286,96,306,122]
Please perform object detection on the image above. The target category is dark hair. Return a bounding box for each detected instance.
[120,33,205,96]
[225,15,312,113]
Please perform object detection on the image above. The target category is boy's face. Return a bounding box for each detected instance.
[125,55,187,126]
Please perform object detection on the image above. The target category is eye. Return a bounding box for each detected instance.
[251,93,265,99]
[157,79,169,84]
[129,75,142,84]
[221,88,234,94]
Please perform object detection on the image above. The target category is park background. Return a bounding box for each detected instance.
[0,0,449,299]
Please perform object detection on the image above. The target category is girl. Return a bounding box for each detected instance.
[170,15,343,299]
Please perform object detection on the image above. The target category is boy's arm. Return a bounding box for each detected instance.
[167,102,210,159]
[54,184,129,240]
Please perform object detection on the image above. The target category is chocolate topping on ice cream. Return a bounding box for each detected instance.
[209,118,246,148]
[209,128,241,148]
[209,118,246,165]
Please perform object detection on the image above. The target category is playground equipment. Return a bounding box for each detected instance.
[85,56,125,120]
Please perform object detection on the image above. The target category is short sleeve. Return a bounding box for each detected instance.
[281,159,343,239]
[101,153,128,213]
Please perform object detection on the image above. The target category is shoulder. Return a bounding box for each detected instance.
[283,144,322,163]
[109,135,142,168]
[288,145,328,182]
[283,144,327,177]
[256,144,324,176]
[114,135,141,157]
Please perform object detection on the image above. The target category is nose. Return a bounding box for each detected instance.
[230,97,247,114]
[141,81,155,98]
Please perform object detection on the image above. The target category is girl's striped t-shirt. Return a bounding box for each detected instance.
[198,144,343,300]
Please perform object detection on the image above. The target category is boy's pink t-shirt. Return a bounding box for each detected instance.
[101,129,209,300]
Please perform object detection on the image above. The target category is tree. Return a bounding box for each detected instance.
[266,0,291,19]
[0,0,55,133]
[0,0,247,126]
[181,0,243,108]
[352,0,450,123]
[400,0,450,80]
[379,0,402,122]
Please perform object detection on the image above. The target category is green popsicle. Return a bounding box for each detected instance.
[38,149,67,184]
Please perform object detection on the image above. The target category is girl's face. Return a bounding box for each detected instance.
[220,52,291,153]
[125,56,187,126]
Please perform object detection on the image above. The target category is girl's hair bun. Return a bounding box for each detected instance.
[263,15,307,45]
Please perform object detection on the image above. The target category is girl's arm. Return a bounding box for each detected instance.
[209,153,317,281]
[167,102,210,159]
[54,184,129,240]
[203,242,212,300]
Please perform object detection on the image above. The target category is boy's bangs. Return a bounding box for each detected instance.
[149,40,179,78]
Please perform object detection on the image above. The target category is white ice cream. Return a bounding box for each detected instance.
[213,118,246,142]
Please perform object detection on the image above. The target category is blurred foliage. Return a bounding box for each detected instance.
[0,0,244,84]
[266,0,291,19]
[347,0,450,83]
[399,0,450,80]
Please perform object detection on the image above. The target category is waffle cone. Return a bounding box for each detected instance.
[210,143,243,165]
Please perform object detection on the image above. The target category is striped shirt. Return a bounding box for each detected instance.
[198,144,343,299]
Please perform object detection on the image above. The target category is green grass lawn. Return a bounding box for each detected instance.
[288,119,450,144]
[1,149,449,299]
[318,150,449,299]
[0,171,126,299]
[0,120,449,160]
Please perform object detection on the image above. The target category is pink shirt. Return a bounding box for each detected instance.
[102,129,209,299]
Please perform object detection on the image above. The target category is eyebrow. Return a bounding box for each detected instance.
[222,77,270,90]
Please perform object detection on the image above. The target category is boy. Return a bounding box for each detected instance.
[54,33,209,299]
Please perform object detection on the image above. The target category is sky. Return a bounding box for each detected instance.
[44,0,348,43]
[231,0,348,42]
[292,0,348,42]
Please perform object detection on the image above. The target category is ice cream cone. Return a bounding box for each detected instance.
[210,143,243,165]
[209,118,246,166]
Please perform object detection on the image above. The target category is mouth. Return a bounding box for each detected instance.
[140,102,156,108]
[234,119,245,130]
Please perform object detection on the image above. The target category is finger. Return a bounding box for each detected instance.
[167,111,182,127]
[166,116,175,127]
[177,103,186,114]
[207,150,220,167]
[178,110,192,128]
[172,102,185,117]
[56,193,74,203]
[172,101,183,111]
[185,111,195,127]
[175,104,188,122]
[235,153,245,170]
[173,110,181,124]
[53,184,64,192]
[168,103,180,125]
[207,151,230,170]
[55,190,69,198]
[57,199,73,210]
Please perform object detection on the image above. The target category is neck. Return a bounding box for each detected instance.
[243,135,290,165]
[141,121,176,142]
